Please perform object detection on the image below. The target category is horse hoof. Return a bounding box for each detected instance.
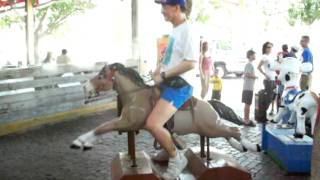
[70,144,81,150]
[151,149,169,163]
[256,144,262,152]
[83,146,93,151]
[293,133,303,139]
[270,119,277,124]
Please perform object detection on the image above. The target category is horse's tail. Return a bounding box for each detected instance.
[310,92,320,180]
[227,137,261,152]
[310,91,320,129]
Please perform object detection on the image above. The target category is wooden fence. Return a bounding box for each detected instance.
[0,63,117,136]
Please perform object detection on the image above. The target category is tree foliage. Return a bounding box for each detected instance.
[0,0,95,63]
[191,0,222,23]
[288,0,320,26]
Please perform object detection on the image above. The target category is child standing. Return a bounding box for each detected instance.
[242,50,257,126]
[210,69,222,100]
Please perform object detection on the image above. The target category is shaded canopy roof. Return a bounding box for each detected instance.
[0,0,31,7]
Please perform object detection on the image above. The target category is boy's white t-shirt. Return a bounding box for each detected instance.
[261,54,276,81]
[161,21,199,86]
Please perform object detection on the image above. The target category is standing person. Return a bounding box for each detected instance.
[257,42,276,115]
[210,68,222,100]
[147,0,197,179]
[57,49,71,65]
[42,52,54,64]
[275,44,289,112]
[288,45,299,58]
[300,35,313,90]
[277,44,289,60]
[199,41,214,99]
[242,50,257,127]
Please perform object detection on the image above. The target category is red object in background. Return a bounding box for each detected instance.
[0,0,39,7]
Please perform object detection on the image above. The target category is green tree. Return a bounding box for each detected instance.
[190,0,222,23]
[0,0,95,64]
[288,0,320,26]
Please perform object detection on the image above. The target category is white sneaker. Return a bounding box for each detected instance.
[151,149,170,162]
[162,152,188,180]
[70,131,96,151]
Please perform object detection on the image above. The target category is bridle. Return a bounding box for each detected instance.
[101,65,153,97]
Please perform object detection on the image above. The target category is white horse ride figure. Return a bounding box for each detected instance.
[270,57,319,138]
[70,63,261,153]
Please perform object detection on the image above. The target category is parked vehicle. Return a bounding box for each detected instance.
[211,40,246,78]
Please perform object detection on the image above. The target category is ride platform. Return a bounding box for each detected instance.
[262,124,313,173]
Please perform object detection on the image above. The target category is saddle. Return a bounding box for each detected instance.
[284,88,302,106]
[179,96,198,111]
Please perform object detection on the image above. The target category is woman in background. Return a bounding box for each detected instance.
[199,41,214,99]
[257,42,277,115]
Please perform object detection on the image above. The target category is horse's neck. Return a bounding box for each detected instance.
[284,75,300,89]
[117,85,152,105]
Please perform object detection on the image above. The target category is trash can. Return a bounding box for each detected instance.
[255,89,272,123]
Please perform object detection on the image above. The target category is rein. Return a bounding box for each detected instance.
[285,86,297,90]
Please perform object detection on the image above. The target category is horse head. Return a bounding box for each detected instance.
[83,63,114,99]
[83,63,147,99]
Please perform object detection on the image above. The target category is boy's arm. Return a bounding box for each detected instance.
[257,60,269,79]
[244,64,257,79]
[245,73,257,79]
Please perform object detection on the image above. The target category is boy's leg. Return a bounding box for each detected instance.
[217,90,221,100]
[211,90,217,100]
[244,104,250,122]
[242,90,255,126]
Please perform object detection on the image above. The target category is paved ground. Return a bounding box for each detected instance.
[0,78,311,180]
[0,108,310,180]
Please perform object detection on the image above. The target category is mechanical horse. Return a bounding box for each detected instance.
[270,57,319,138]
[70,63,260,154]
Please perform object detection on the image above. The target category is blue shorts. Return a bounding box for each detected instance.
[160,83,193,109]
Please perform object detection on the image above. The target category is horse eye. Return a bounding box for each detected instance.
[98,75,103,79]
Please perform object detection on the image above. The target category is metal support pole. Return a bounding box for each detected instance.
[128,131,137,167]
[117,96,122,117]
[206,137,211,161]
[200,135,205,158]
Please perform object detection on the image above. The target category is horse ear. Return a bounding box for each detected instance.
[104,63,110,71]
[285,74,290,81]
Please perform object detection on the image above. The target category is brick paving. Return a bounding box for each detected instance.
[0,78,311,180]
[0,108,310,180]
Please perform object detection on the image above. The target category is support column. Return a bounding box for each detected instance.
[131,0,140,70]
[25,0,35,65]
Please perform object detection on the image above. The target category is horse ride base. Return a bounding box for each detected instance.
[185,147,251,180]
[111,151,158,180]
[111,131,159,180]
[262,124,313,173]
[111,132,251,180]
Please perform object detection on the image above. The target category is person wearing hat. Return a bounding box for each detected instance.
[288,46,299,58]
[144,0,198,179]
